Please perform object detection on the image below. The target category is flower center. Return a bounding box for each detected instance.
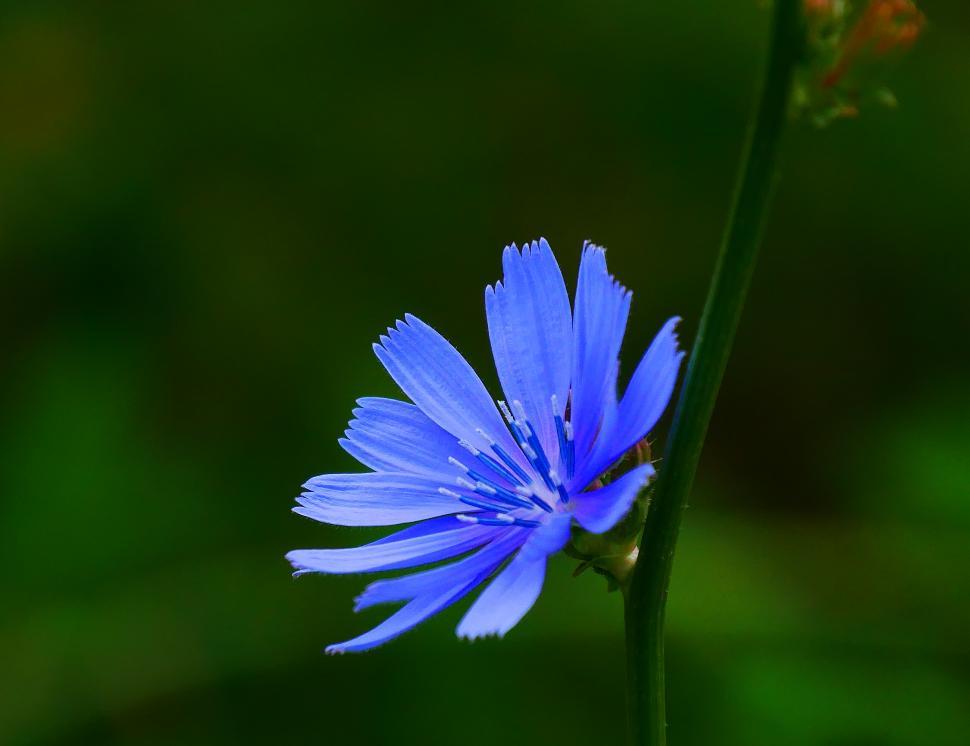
[440,396,577,527]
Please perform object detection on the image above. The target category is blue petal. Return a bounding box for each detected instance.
[286,520,496,575]
[485,239,572,457]
[455,513,571,639]
[326,579,481,654]
[340,397,469,478]
[518,512,573,560]
[297,472,467,526]
[572,318,683,488]
[570,244,631,464]
[614,317,683,445]
[570,464,655,534]
[373,314,527,469]
[366,514,474,545]
[354,528,527,610]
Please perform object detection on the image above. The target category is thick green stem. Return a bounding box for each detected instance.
[624,2,803,744]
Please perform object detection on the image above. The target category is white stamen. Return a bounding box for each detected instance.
[448,456,470,472]
[438,487,462,498]
[549,469,562,487]
[457,440,480,456]
[510,400,532,436]
[564,421,574,440]
[497,400,515,424]
[522,443,538,461]
[475,481,497,496]
[514,485,534,498]
[456,514,479,523]
[475,427,496,446]
[550,394,559,412]
[493,513,515,524]
[456,477,477,491]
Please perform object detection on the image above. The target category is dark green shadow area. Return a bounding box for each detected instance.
[1,1,968,744]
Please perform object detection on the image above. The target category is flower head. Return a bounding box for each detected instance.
[287,240,684,653]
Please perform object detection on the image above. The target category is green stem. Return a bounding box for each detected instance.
[624,2,803,744]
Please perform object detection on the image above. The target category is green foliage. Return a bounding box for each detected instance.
[0,1,967,744]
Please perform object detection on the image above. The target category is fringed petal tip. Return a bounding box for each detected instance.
[579,240,630,289]
[286,551,313,576]
[456,629,505,643]
[501,237,552,259]
[325,639,373,655]
[664,315,684,348]
[323,635,401,655]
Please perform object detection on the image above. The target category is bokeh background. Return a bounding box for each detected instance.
[2,1,968,744]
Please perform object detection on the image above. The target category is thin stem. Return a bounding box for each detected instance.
[624,2,804,744]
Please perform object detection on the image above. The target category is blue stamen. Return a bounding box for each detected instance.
[521,442,556,492]
[549,469,570,504]
[564,420,575,480]
[515,485,553,513]
[459,439,525,487]
[462,512,541,528]
[481,435,533,484]
[475,450,524,486]
[440,486,510,515]
[554,413,569,469]
[464,472,534,509]
[527,431,552,473]
[459,495,511,513]
[500,401,534,461]
[457,477,532,511]
[449,459,525,506]
[508,420,527,447]
[510,400,557,490]
[475,516,520,526]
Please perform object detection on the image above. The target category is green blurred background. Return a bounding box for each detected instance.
[1,1,967,744]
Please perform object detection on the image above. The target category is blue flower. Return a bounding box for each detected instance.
[287,239,684,653]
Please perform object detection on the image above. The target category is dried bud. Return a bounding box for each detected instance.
[795,0,925,126]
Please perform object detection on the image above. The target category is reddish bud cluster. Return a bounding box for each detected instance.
[822,0,925,88]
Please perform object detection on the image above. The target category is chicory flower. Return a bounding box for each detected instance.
[288,239,683,653]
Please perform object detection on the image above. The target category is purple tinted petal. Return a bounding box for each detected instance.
[570,464,654,534]
[455,513,571,639]
[286,522,496,575]
[518,512,573,560]
[614,317,683,447]
[366,514,471,545]
[455,553,546,641]
[570,244,631,464]
[354,528,527,610]
[326,580,479,654]
[296,472,465,527]
[373,314,526,468]
[340,397,468,478]
[485,239,571,457]
[572,318,683,488]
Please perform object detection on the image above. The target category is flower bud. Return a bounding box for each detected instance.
[795,0,925,126]
[565,438,655,591]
